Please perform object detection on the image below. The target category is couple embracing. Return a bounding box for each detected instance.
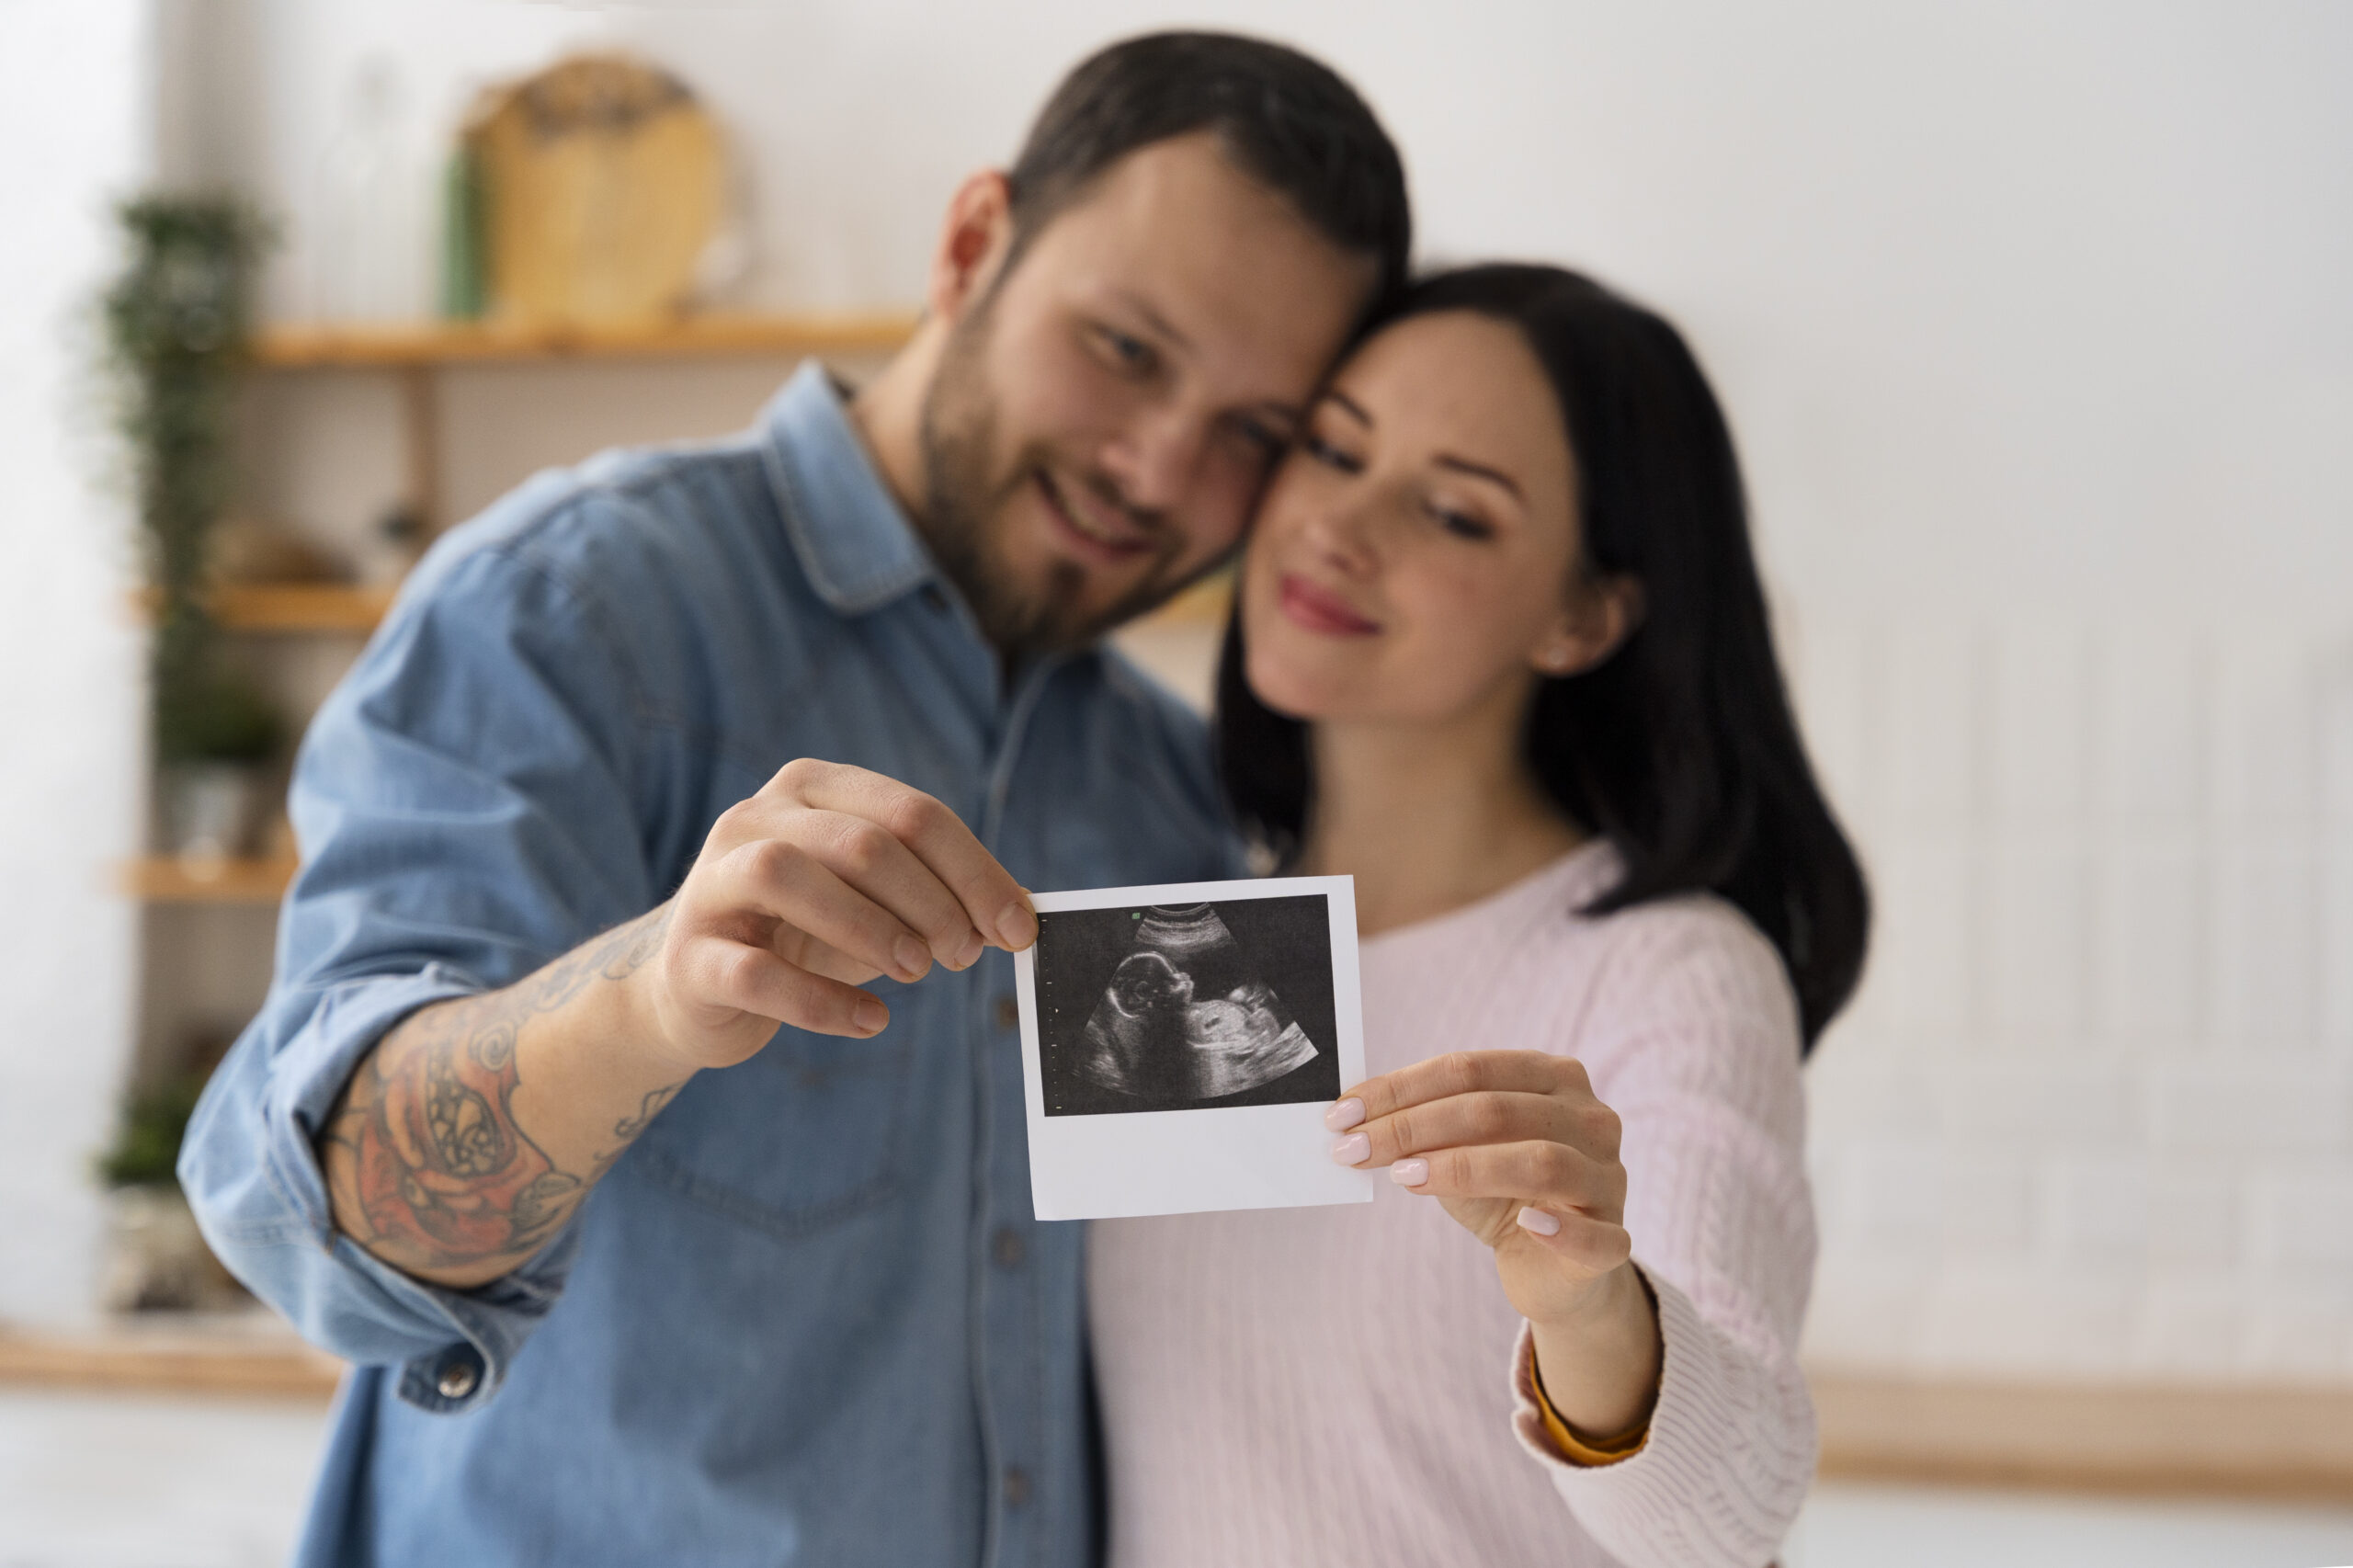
[184,29,1866,1568]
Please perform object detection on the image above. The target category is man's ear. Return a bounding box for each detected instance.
[1529,574,1646,679]
[927,170,1016,325]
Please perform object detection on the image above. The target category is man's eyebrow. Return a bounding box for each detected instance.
[1435,454,1523,501]
[1112,290,1190,351]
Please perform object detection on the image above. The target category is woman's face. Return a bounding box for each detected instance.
[1240,310,1611,728]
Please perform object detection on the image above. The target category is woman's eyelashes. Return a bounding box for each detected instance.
[1092,323,1159,380]
[1429,501,1495,541]
[1300,430,1364,473]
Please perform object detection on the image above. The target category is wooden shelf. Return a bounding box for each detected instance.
[1810,1368,2353,1502]
[134,582,396,634]
[251,311,917,369]
[0,1318,340,1401]
[122,856,298,904]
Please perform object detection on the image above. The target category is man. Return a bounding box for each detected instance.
[180,30,1410,1567]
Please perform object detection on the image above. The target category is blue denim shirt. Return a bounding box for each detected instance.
[180,363,1242,1568]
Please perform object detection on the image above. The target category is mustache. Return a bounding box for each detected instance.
[1029,460,1173,551]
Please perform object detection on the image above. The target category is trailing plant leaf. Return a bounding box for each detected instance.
[101,195,282,767]
[95,1072,210,1188]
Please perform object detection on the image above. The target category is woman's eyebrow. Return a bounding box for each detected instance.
[1324,390,1373,426]
[1434,454,1523,500]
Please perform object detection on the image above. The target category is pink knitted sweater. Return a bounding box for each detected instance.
[1087,843,1817,1568]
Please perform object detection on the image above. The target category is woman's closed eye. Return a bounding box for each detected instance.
[1093,324,1160,379]
[1301,430,1364,474]
[1428,500,1495,541]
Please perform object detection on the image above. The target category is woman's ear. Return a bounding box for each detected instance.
[1529,574,1646,678]
[926,170,1016,324]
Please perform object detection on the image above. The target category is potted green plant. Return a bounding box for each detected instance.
[101,194,288,865]
[156,668,287,864]
[93,1070,244,1312]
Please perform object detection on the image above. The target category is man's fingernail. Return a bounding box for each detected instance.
[1391,1158,1428,1187]
[952,929,985,970]
[894,936,930,979]
[1324,1097,1365,1132]
[995,902,1037,950]
[854,997,889,1034]
[1329,1132,1370,1165]
[1517,1206,1562,1237]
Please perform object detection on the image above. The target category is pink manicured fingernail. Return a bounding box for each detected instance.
[1324,1097,1365,1132]
[854,998,889,1034]
[1329,1132,1370,1165]
[1391,1158,1428,1187]
[894,936,930,979]
[1517,1206,1562,1237]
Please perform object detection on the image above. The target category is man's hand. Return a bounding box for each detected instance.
[639,759,1038,1070]
[319,760,1034,1289]
[1325,1050,1661,1439]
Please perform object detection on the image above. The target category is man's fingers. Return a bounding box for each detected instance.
[769,759,1034,951]
[711,839,932,984]
[1342,1051,1589,1124]
[792,810,994,969]
[1380,1138,1625,1220]
[679,936,891,1038]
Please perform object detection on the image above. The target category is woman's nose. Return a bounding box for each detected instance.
[1298,494,1381,577]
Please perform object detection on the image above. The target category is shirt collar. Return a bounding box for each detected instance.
[760,360,936,615]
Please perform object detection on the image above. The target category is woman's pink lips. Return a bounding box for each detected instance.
[1277,574,1381,637]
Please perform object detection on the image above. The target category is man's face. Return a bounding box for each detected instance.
[918,132,1377,661]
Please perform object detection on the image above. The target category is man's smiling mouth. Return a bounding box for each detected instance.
[1036,470,1154,558]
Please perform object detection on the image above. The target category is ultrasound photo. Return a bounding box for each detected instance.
[1017,875,1366,1219]
[1034,895,1340,1117]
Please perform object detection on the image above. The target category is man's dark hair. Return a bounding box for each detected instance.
[1006,31,1412,303]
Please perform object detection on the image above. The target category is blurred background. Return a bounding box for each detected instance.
[2,2,2349,1564]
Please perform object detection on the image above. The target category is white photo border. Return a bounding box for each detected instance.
[1016,874,1374,1221]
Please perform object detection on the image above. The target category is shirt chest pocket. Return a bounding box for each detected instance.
[628,1026,915,1238]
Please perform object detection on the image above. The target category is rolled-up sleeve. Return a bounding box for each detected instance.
[1507,903,1819,1568]
[179,508,665,1412]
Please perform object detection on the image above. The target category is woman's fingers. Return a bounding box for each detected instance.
[1332,1087,1614,1169]
[1336,1050,1593,1125]
[1511,1206,1634,1274]
[1381,1137,1626,1221]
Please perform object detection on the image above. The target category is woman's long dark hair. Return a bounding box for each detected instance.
[1216,263,1869,1051]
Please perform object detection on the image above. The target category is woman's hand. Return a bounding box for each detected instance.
[1328,1050,1661,1437]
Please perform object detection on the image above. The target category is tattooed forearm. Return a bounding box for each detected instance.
[317,903,687,1284]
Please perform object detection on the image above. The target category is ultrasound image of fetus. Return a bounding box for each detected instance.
[1076,904,1319,1102]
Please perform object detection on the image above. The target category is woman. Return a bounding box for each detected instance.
[1087,265,1869,1568]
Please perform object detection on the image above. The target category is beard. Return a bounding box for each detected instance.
[915,292,1210,669]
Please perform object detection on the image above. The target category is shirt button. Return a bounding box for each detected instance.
[994,995,1019,1030]
[992,1226,1026,1268]
[436,1353,480,1401]
[1002,1465,1031,1507]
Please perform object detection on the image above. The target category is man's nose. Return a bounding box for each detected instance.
[1099,403,1206,515]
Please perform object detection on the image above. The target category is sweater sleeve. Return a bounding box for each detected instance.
[1508,899,1818,1568]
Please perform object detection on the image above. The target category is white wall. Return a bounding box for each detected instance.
[120,1,2353,1378]
[0,0,154,1326]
